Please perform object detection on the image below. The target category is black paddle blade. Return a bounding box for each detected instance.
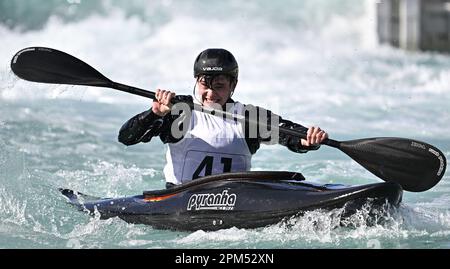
[339,137,446,192]
[11,47,112,87]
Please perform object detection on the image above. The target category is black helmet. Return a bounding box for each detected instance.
[193,48,239,80]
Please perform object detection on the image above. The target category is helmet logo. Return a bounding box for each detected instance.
[202,67,223,72]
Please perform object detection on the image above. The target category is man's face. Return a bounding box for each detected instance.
[196,75,236,107]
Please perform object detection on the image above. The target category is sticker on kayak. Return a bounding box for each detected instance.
[187,190,236,211]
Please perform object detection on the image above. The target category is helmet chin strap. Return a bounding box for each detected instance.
[230,78,237,97]
[192,81,202,104]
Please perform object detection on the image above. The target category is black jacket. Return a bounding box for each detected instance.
[118,96,319,154]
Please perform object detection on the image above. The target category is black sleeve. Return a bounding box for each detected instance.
[118,109,163,146]
[118,95,194,146]
[118,110,185,146]
[277,118,320,153]
[243,105,320,154]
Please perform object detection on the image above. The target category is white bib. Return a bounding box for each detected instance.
[163,102,252,185]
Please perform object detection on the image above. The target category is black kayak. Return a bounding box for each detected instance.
[60,171,403,231]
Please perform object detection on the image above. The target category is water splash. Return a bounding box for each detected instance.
[173,201,411,249]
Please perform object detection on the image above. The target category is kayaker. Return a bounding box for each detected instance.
[118,48,328,188]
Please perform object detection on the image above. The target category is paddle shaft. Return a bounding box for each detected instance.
[111,81,341,148]
[111,81,155,99]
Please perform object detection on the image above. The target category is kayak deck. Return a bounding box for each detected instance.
[60,171,403,231]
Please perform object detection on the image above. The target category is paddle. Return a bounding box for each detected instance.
[10,47,447,192]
